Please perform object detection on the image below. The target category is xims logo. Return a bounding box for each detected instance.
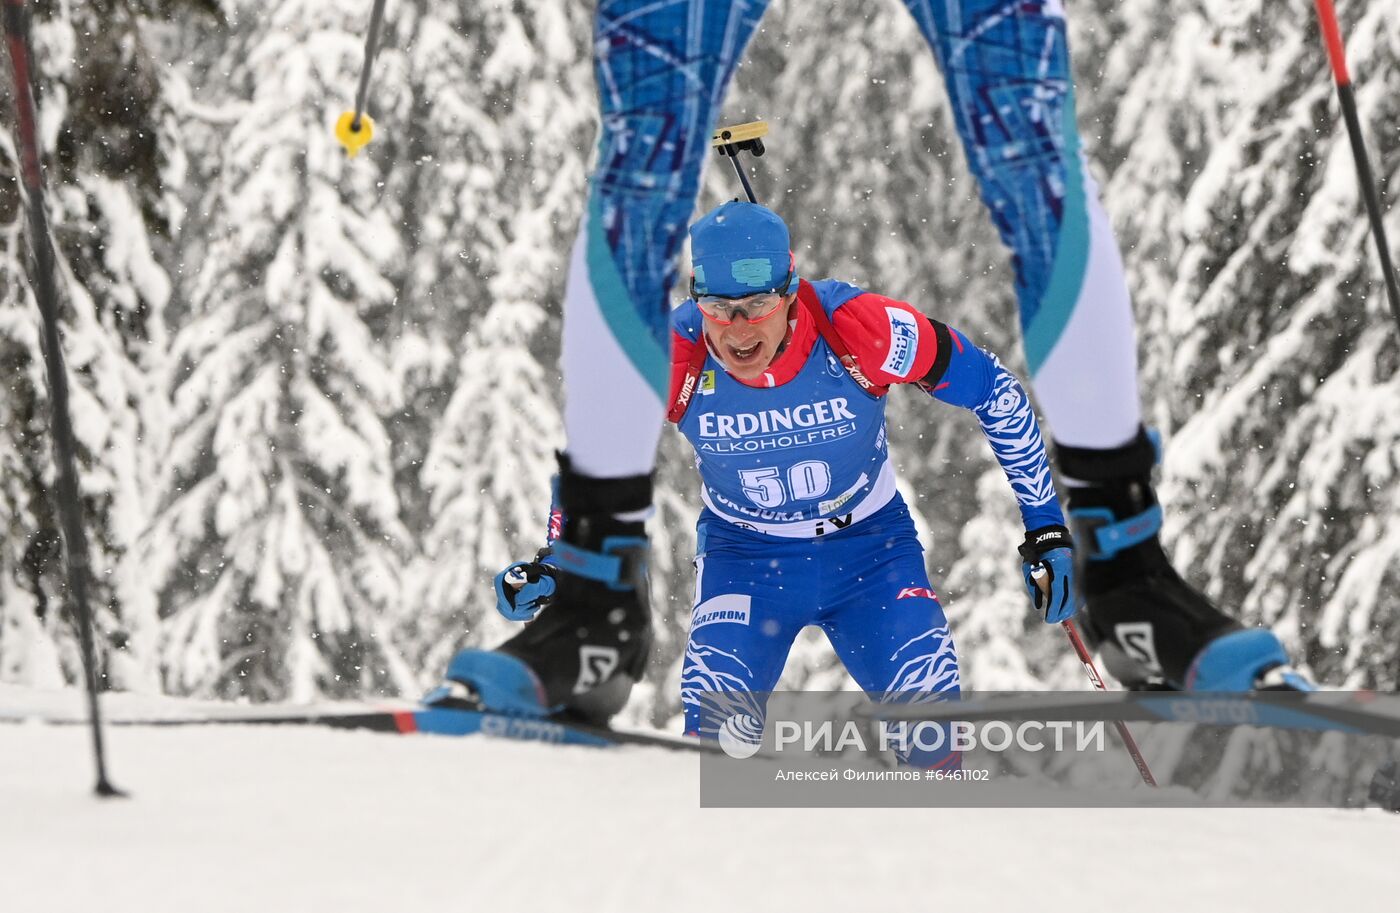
[730,258,775,288]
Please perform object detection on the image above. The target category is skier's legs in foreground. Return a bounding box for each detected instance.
[473,0,1303,722]
[900,0,1308,689]
[490,1,772,719]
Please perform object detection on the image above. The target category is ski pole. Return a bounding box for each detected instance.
[1061,619,1158,787]
[1310,0,1400,342]
[334,0,389,157]
[711,121,769,203]
[2,0,123,798]
[1032,568,1156,786]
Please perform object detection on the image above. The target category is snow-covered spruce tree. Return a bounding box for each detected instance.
[0,2,193,691]
[145,0,414,701]
[1093,0,1400,687]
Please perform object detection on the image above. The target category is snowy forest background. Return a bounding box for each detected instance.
[1,0,1397,729]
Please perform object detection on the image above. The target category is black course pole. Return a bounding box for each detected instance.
[350,0,388,132]
[1312,0,1400,342]
[3,0,123,798]
[335,0,388,156]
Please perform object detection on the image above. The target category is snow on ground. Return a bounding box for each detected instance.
[3,685,1398,913]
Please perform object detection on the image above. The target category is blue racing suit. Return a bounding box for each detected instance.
[669,279,1064,765]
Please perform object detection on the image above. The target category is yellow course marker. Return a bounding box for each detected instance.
[335,111,375,158]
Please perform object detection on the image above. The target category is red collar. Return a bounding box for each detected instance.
[704,299,817,389]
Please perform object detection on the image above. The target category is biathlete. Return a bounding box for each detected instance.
[464,203,1077,757]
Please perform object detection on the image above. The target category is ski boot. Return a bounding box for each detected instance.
[428,454,654,723]
[1056,428,1313,692]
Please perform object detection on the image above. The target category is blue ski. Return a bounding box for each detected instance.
[0,704,720,754]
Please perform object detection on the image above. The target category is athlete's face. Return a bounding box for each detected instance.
[704,293,797,379]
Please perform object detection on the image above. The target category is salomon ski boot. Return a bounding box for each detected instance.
[431,454,654,723]
[1057,428,1312,692]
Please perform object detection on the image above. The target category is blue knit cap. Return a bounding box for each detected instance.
[689,201,798,298]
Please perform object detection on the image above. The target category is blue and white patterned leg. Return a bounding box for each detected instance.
[563,0,770,476]
[901,0,1141,448]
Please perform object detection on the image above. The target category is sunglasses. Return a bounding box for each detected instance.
[691,268,793,325]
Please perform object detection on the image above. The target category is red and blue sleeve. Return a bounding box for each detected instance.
[833,294,1063,530]
[828,292,990,401]
[829,293,942,387]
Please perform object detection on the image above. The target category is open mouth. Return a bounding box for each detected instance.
[728,340,762,361]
